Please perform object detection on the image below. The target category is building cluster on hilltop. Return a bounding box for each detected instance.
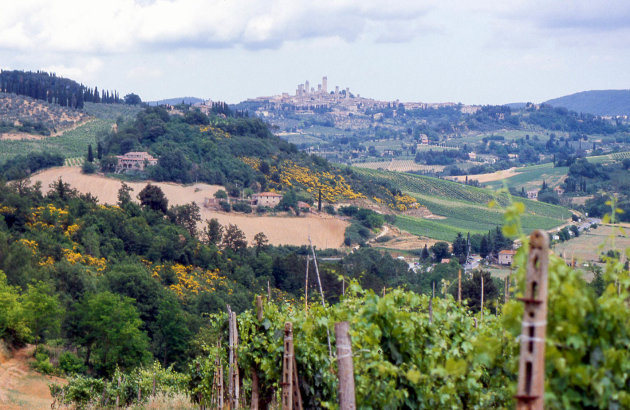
[247,76,478,121]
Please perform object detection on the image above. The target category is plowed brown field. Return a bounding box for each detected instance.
[31,167,348,248]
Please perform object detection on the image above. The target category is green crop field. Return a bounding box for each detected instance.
[0,119,112,164]
[354,167,571,241]
[588,151,630,164]
[82,102,143,121]
[484,163,569,191]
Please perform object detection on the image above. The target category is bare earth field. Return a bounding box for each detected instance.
[375,226,439,251]
[449,167,520,183]
[31,167,348,248]
[552,225,630,263]
[0,345,64,409]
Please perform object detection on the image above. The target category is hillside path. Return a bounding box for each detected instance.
[0,345,64,409]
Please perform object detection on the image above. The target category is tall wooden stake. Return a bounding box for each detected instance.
[256,295,263,322]
[515,230,549,410]
[309,236,333,359]
[506,266,512,304]
[335,322,356,410]
[458,269,462,306]
[227,306,234,406]
[230,312,240,409]
[480,273,484,323]
[305,257,309,314]
[252,296,264,410]
[282,322,294,410]
[216,342,224,409]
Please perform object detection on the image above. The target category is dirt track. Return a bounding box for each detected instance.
[0,345,63,409]
[31,167,348,248]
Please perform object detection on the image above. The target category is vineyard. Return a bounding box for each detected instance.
[64,157,84,167]
[353,160,445,173]
[588,150,630,164]
[54,226,630,408]
[395,193,565,241]
[354,167,570,240]
[0,119,110,163]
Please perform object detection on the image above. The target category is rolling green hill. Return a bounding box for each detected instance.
[354,167,571,241]
[544,90,630,116]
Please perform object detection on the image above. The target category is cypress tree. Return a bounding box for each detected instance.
[87,144,94,163]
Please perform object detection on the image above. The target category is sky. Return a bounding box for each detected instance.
[1,0,629,105]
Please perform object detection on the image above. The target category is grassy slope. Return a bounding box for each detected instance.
[354,167,571,242]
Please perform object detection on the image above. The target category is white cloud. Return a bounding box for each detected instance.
[0,0,438,53]
[42,58,104,81]
[127,65,163,79]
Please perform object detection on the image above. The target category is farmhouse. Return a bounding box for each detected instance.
[498,250,517,265]
[297,201,312,212]
[251,192,282,207]
[115,151,157,172]
[526,190,538,200]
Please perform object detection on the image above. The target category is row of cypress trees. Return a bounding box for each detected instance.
[0,69,121,109]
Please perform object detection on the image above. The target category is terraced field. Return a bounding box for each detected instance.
[354,167,571,241]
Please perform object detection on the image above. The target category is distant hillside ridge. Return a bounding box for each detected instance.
[147,97,205,106]
[544,90,630,116]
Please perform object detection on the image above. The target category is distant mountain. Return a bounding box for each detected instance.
[146,97,205,106]
[544,90,630,116]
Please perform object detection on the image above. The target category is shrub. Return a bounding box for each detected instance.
[219,200,231,212]
[324,204,336,215]
[33,351,55,375]
[81,161,97,174]
[59,351,86,375]
[232,201,252,213]
[375,235,393,243]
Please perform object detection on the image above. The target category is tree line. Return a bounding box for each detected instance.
[0,69,122,109]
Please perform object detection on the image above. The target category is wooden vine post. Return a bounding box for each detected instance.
[282,322,294,410]
[251,295,264,410]
[458,268,462,306]
[280,322,303,410]
[480,273,484,322]
[309,236,333,359]
[515,230,549,410]
[335,321,356,410]
[304,257,309,314]
[230,311,240,409]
